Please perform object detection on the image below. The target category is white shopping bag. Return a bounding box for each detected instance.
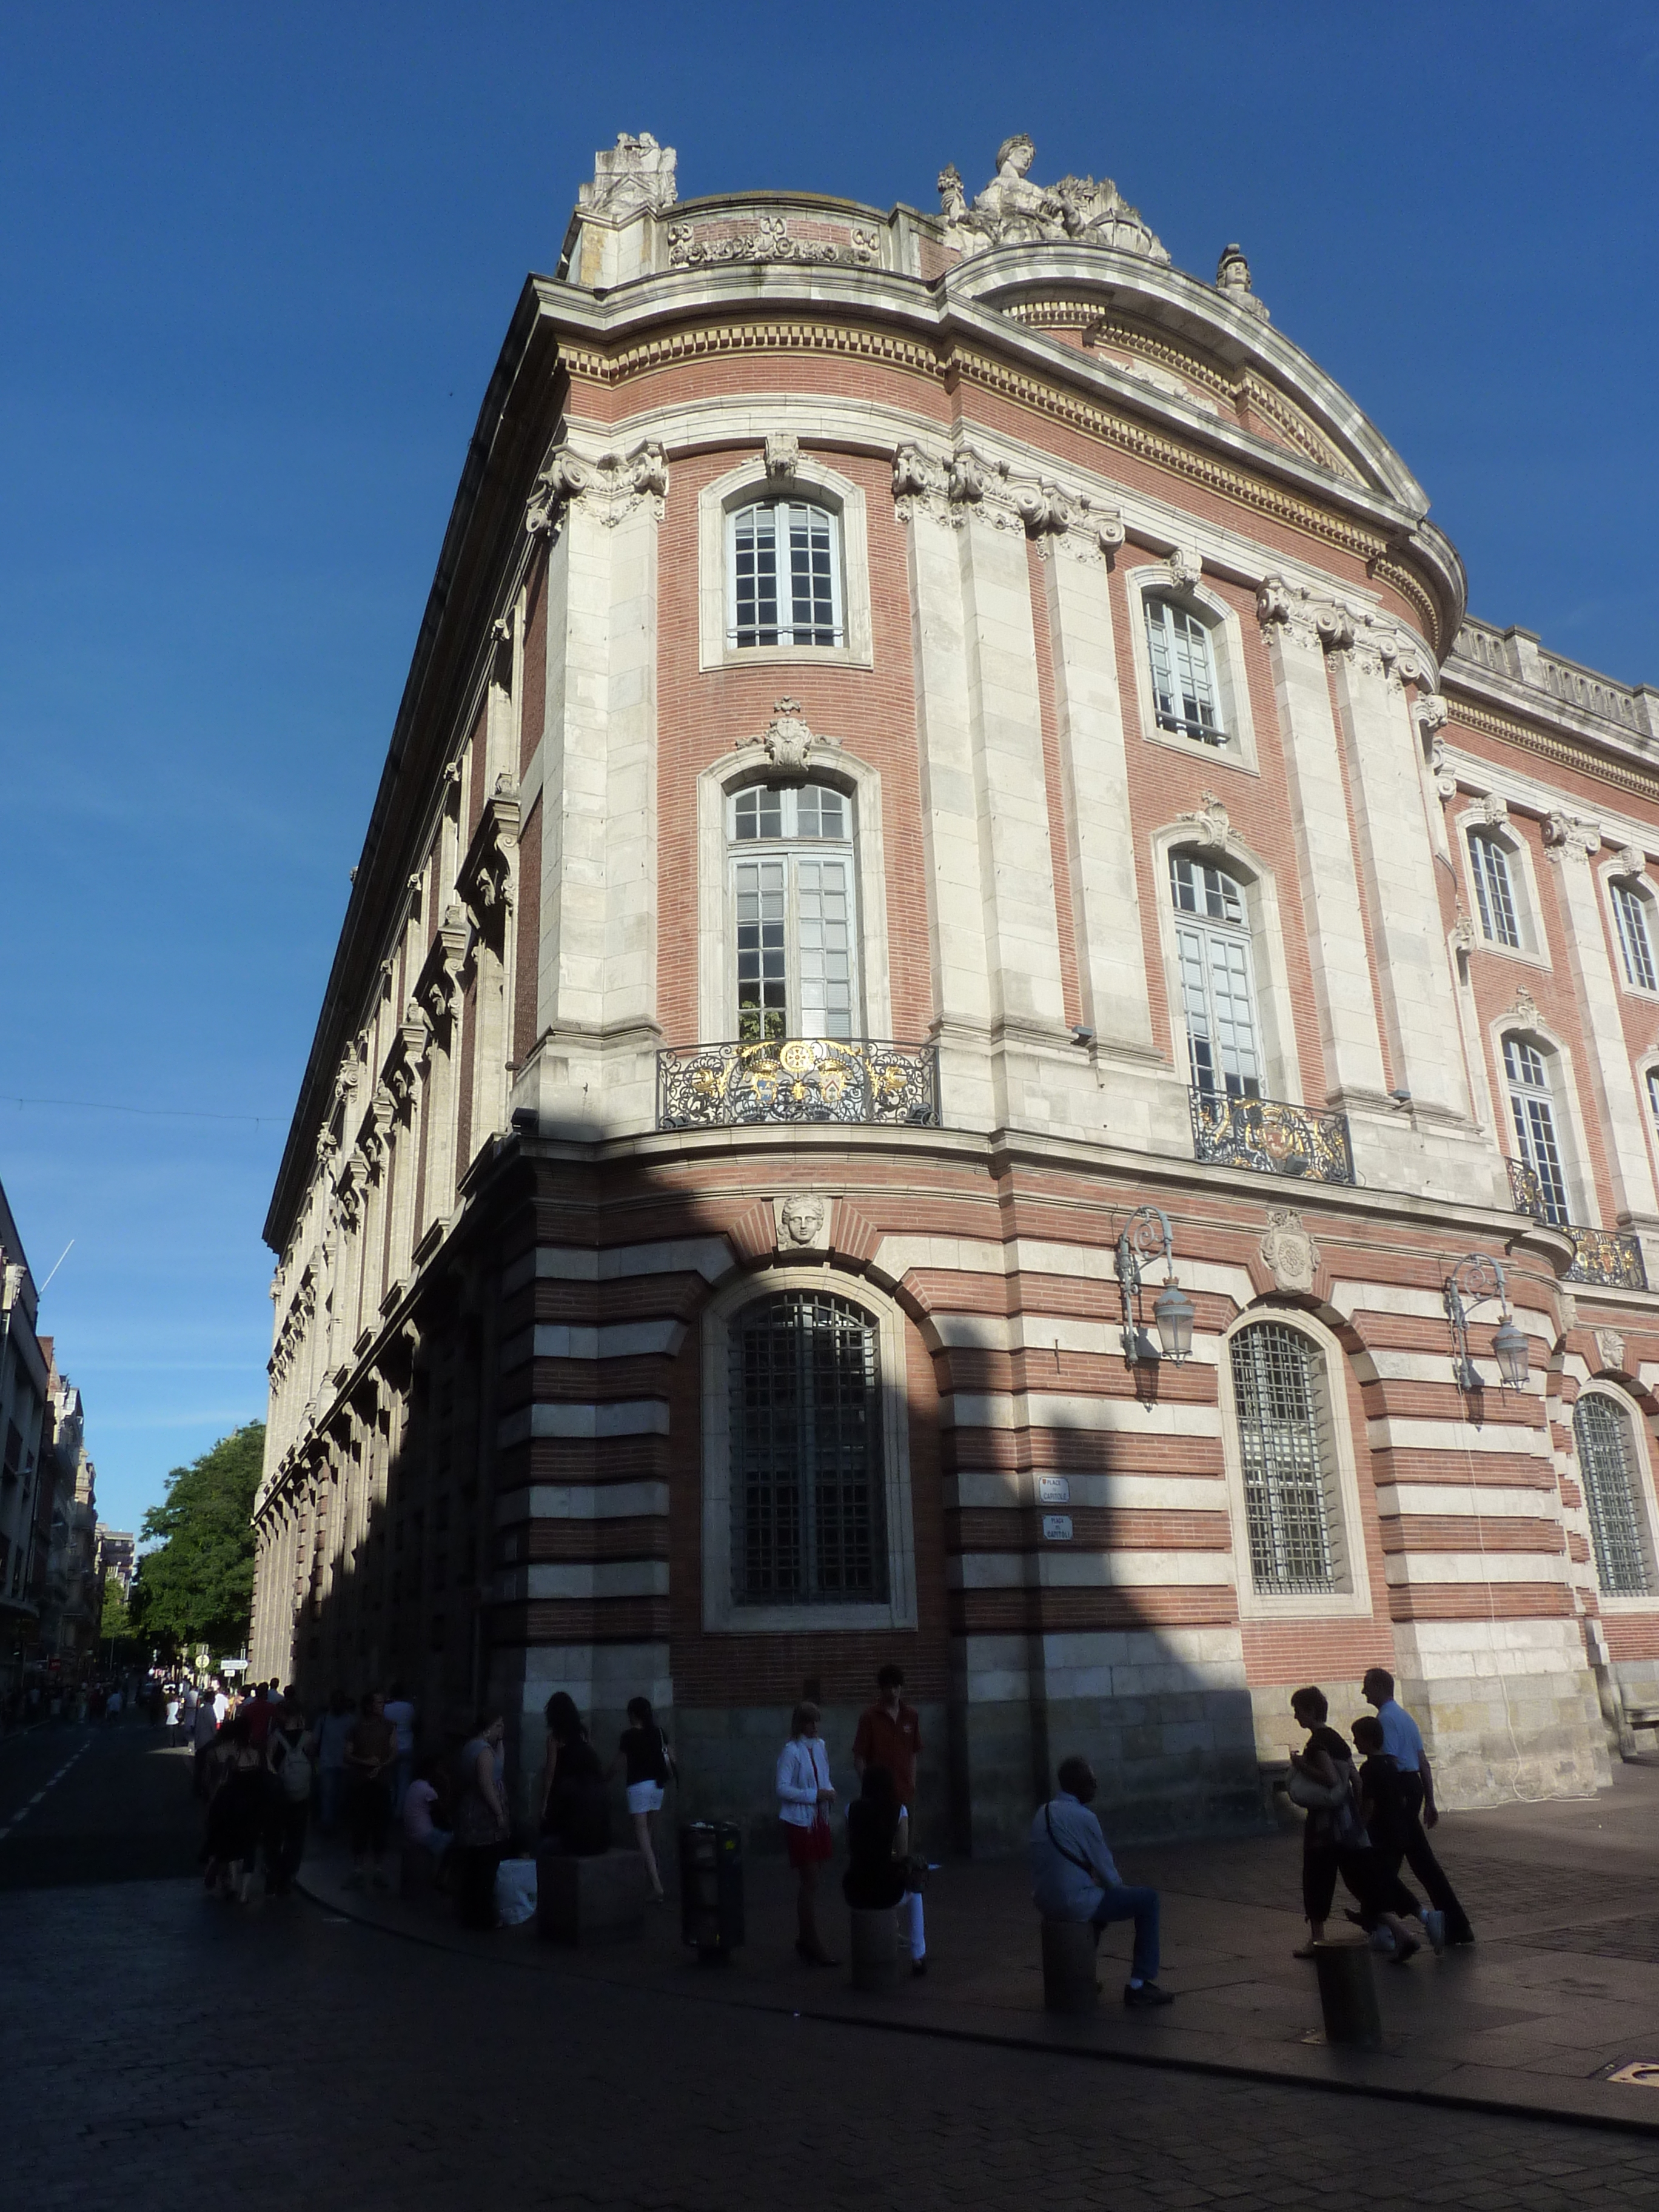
[494,1857,538,1926]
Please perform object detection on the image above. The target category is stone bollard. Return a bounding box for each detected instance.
[849,1906,899,1992]
[1041,1917,1099,2014]
[1313,1939,1382,2047]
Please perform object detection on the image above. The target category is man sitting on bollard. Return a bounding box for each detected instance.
[1029,1756,1172,2009]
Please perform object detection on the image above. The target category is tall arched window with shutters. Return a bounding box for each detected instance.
[1572,1392,1654,1597]
[729,781,857,1042]
[1228,1321,1340,1595]
[729,1289,886,1605]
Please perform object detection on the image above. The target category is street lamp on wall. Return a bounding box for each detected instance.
[1116,1205,1194,1366]
[1443,1253,1530,1393]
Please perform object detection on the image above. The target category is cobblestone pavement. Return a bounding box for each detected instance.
[8,1730,1659,2211]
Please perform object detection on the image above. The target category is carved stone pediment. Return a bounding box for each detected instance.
[1175,791,1231,853]
[891,438,1123,560]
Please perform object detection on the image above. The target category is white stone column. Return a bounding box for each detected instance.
[1546,814,1659,1226]
[1256,580,1389,1106]
[1042,535,1154,1054]
[526,444,663,1133]
[957,509,1068,1047]
[899,468,996,1125]
[1328,645,1472,1124]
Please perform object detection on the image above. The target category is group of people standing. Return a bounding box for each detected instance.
[778,1664,928,1976]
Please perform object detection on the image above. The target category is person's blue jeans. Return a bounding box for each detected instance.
[1091,1883,1160,1982]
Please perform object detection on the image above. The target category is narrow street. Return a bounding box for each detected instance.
[6,1724,1659,2212]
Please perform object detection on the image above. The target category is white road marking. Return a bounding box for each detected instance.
[0,1740,89,1846]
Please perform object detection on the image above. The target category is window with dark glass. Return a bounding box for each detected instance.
[1170,853,1261,1099]
[1505,1036,1569,1225]
[729,1290,885,1603]
[1145,597,1224,743]
[731,783,856,1042]
[1230,1322,1338,1594]
[1572,1394,1652,1597]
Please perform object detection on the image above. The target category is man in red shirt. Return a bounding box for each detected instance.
[852,1664,922,1852]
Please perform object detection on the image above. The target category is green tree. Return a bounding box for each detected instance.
[133,1424,265,1657]
[99,1578,129,1643]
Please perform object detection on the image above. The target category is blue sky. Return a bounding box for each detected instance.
[2,2,1655,1538]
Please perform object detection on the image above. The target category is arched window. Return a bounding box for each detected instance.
[1229,1321,1338,1594]
[730,782,857,1041]
[1504,1036,1569,1224]
[1572,1393,1653,1597]
[729,1290,885,1604]
[728,500,843,648]
[1170,853,1261,1099]
[1145,597,1224,745]
[1469,830,1521,950]
[1645,1066,1659,1141]
[1611,879,1657,991]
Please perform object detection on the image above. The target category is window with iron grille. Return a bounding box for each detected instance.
[1504,1035,1570,1225]
[1572,1393,1653,1597]
[1145,597,1224,744]
[728,500,843,648]
[1230,1322,1338,1594]
[1468,831,1522,950]
[729,1290,885,1604]
[1170,853,1262,1099]
[1612,881,1657,992]
[731,783,857,1041]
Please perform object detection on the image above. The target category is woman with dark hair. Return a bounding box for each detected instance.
[842,1762,927,1977]
[453,1712,510,1929]
[201,1715,266,1903]
[539,1692,610,1856]
[777,1701,837,1966]
[608,1694,674,1901]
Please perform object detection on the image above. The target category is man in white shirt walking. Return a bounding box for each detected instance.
[1029,1757,1172,2008]
[1362,1667,1473,1946]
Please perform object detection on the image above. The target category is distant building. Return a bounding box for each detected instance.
[96,1527,135,1601]
[36,1349,100,1680]
[0,1182,48,1697]
[255,132,1659,1848]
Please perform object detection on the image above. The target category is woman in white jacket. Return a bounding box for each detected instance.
[777,1701,837,1965]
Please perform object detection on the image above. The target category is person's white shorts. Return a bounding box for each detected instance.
[626,1780,665,1815]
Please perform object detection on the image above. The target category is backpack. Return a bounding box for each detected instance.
[272,1732,313,1804]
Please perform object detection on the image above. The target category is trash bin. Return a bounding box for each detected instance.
[679,1820,744,1958]
[1313,1939,1382,2048]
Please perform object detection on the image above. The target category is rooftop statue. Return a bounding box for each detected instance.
[1215,243,1269,321]
[940,135,1170,265]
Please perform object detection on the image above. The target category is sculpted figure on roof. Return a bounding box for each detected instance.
[942,135,1169,265]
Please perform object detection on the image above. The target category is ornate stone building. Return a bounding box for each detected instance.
[251,132,1659,1846]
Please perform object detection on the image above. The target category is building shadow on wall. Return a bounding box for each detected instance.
[280,1127,1275,1859]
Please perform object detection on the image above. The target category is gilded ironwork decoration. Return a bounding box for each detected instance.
[1189,1088,1354,1185]
[658,1039,940,1131]
[1504,1158,1649,1289]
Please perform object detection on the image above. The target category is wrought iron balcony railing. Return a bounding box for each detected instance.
[1504,1159,1648,1290]
[1190,1087,1355,1185]
[657,1037,941,1132]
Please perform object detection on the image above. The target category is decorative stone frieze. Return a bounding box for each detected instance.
[416,902,470,1030]
[891,438,1123,559]
[1615,845,1647,882]
[525,437,668,538]
[1479,793,1510,827]
[1255,572,1433,681]
[939,133,1170,265]
[665,213,877,269]
[1259,1208,1320,1294]
[1542,810,1602,860]
[1506,987,1541,1028]
[763,432,799,481]
[1164,548,1202,593]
